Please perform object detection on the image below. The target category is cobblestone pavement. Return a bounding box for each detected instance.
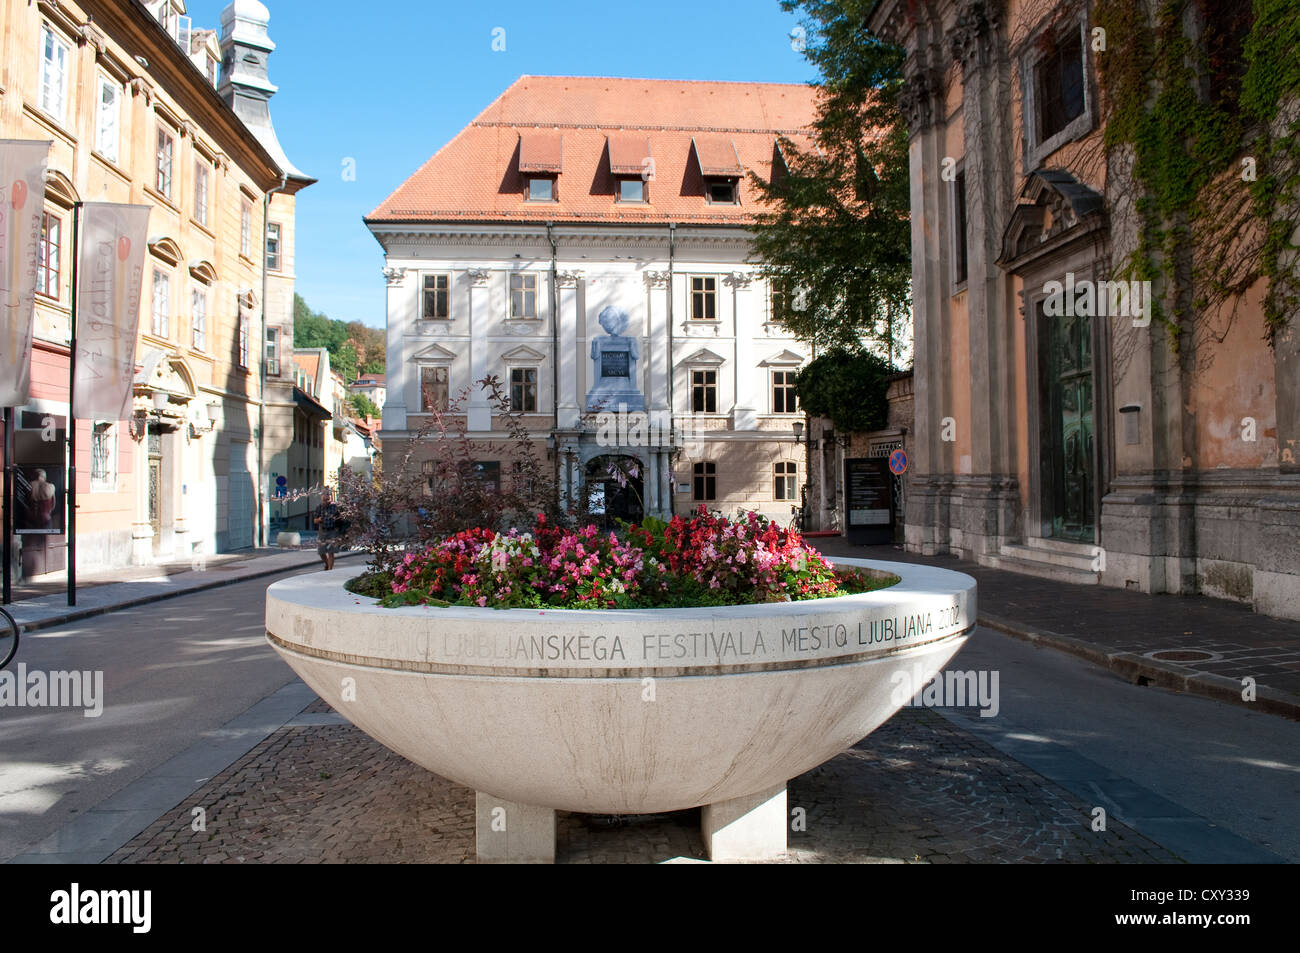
[814,539,1300,705]
[106,707,1179,864]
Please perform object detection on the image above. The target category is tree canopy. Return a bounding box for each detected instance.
[293,294,385,382]
[794,348,895,434]
[750,0,912,358]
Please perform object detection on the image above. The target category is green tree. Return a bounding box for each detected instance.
[749,0,912,356]
[794,349,895,434]
[348,393,381,419]
[292,293,382,383]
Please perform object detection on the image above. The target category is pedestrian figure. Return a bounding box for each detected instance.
[314,487,347,570]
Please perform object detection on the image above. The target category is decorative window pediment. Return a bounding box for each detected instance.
[501,344,546,363]
[189,259,217,284]
[148,236,183,266]
[759,348,805,366]
[679,347,726,367]
[44,169,79,207]
[997,169,1105,271]
[412,343,457,364]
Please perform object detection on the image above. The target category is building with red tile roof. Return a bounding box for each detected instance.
[366,76,827,523]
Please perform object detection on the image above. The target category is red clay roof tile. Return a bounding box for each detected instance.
[366,76,821,227]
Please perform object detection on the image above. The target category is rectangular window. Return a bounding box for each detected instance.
[240,198,252,257]
[691,369,718,414]
[693,462,717,502]
[156,126,175,199]
[265,327,280,375]
[151,269,170,338]
[39,25,69,125]
[512,460,536,497]
[510,367,538,412]
[422,273,450,319]
[770,280,790,323]
[1035,28,1086,144]
[37,212,61,299]
[194,161,210,227]
[772,370,798,414]
[526,177,554,201]
[191,287,207,351]
[707,179,737,204]
[473,461,502,493]
[95,74,121,163]
[421,365,449,412]
[691,277,717,320]
[266,222,281,271]
[774,461,798,501]
[617,178,645,203]
[238,312,249,368]
[952,168,968,287]
[91,423,115,489]
[510,273,537,319]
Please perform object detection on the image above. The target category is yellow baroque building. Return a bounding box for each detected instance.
[0,0,312,581]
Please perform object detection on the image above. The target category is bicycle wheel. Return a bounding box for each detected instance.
[0,607,16,671]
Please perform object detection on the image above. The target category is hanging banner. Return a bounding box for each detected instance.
[0,139,52,408]
[73,202,151,420]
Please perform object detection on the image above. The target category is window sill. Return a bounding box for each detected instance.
[144,186,179,214]
[190,218,215,240]
[90,150,130,184]
[22,101,76,146]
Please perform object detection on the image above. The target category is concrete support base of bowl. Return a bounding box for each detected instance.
[702,782,787,861]
[475,792,556,864]
[473,783,789,863]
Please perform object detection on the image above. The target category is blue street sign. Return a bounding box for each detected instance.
[888,449,908,475]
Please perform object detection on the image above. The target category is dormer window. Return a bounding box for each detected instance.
[608,135,652,204]
[707,179,738,204]
[691,136,744,205]
[526,177,555,201]
[618,179,645,203]
[519,130,563,202]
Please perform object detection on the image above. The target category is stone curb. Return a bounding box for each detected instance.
[979,612,1300,722]
[8,551,364,636]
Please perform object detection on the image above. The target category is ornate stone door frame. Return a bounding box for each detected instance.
[999,171,1113,545]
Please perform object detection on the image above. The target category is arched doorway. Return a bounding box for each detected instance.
[585,454,644,528]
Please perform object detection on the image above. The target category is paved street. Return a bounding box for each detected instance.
[0,565,323,863]
[4,563,1297,863]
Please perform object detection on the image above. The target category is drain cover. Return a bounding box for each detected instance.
[1150,650,1215,662]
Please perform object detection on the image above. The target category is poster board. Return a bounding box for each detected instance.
[844,456,893,545]
[14,464,64,535]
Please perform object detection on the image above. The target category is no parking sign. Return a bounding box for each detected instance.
[888,449,908,475]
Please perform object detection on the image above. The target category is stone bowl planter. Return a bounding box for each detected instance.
[265,557,975,861]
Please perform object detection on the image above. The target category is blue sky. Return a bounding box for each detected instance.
[183,0,819,329]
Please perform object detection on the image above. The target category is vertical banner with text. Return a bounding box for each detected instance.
[73,203,152,420]
[0,140,52,408]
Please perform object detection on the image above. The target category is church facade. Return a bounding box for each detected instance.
[367,77,823,525]
[867,0,1300,618]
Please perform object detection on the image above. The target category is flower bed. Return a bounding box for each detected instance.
[351,508,896,610]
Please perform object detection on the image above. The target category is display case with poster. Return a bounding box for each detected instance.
[14,465,64,535]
